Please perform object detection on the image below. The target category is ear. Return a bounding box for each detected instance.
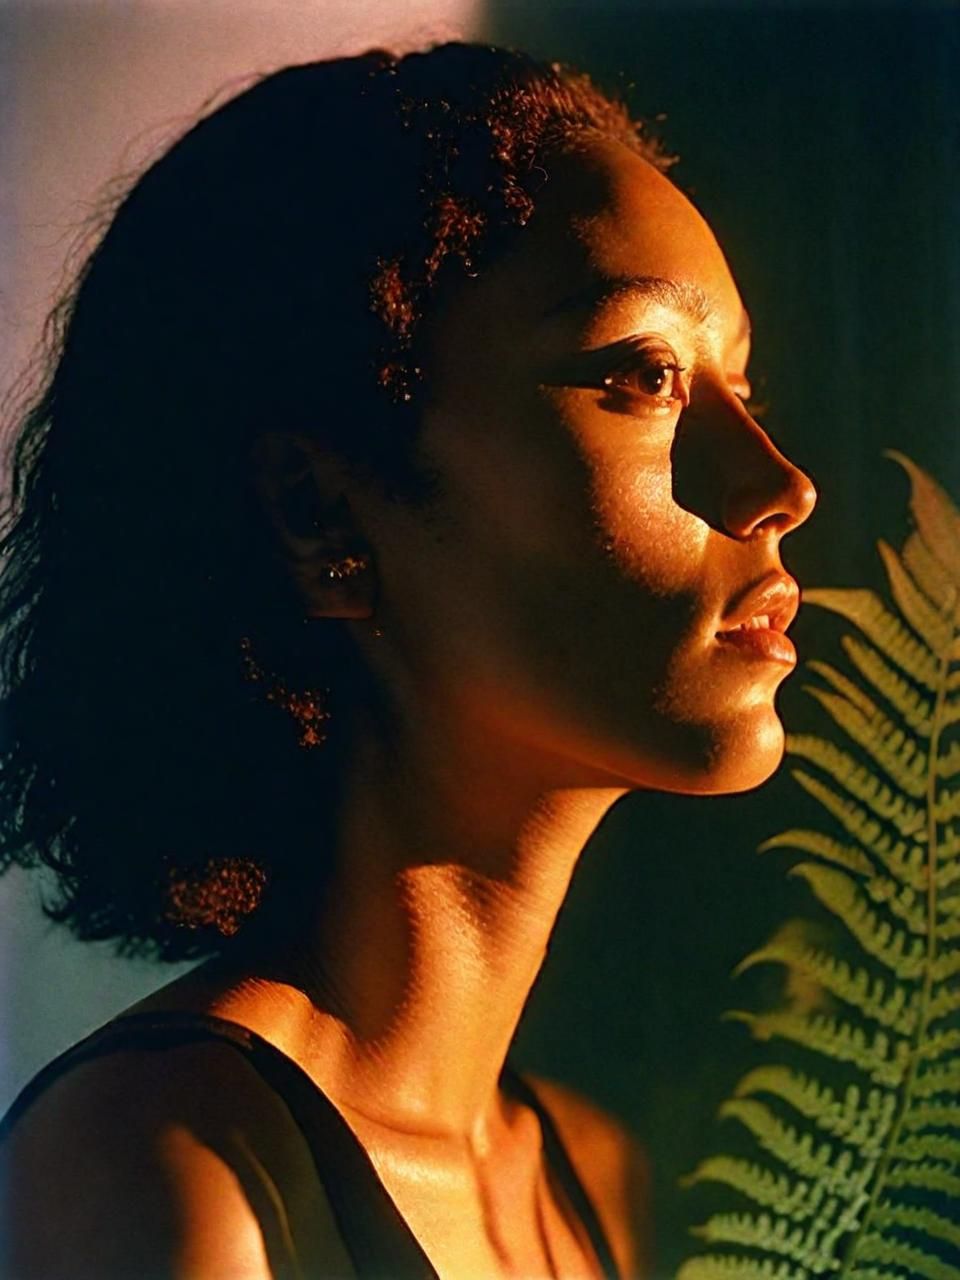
[251,432,377,620]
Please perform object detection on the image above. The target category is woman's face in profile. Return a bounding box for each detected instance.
[352,132,817,796]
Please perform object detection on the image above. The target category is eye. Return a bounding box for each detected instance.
[539,339,690,414]
[600,344,688,411]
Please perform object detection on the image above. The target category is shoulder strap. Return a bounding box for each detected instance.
[0,1010,439,1280]
[2,1013,620,1280]
[501,1065,621,1280]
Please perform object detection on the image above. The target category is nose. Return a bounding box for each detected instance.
[721,415,818,539]
[673,388,817,540]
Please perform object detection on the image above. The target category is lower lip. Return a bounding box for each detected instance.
[715,628,797,665]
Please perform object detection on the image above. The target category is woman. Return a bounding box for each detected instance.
[0,41,816,1279]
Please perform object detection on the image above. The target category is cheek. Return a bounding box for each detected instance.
[392,410,783,794]
[420,384,708,660]
[426,411,704,710]
[535,385,704,581]
[419,387,606,579]
[589,445,709,602]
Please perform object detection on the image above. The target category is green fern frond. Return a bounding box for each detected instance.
[933,787,960,824]
[788,769,928,890]
[840,636,933,737]
[884,1159,960,1197]
[867,838,928,891]
[913,1059,960,1097]
[787,864,926,980]
[725,1012,909,1088]
[788,743,926,839]
[758,830,874,878]
[733,1069,897,1149]
[680,453,960,1280]
[893,1129,960,1164]
[843,1271,906,1280]
[735,940,917,1037]
[883,449,960,578]
[801,588,940,692]
[806,662,884,720]
[677,1259,809,1280]
[938,829,960,867]
[732,1067,840,1114]
[901,530,959,618]
[876,540,955,658]
[716,1099,866,1198]
[916,1028,960,1064]
[802,687,927,799]
[677,1254,812,1280]
[936,896,960,922]
[930,948,960,983]
[862,877,927,936]
[682,1155,823,1220]
[680,1254,814,1274]
[873,1200,960,1250]
[935,740,960,780]
[854,1232,960,1280]
[902,1103,960,1132]
[692,1208,853,1272]
[924,987,960,1026]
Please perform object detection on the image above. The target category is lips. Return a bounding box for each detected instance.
[713,573,800,666]
[718,572,800,636]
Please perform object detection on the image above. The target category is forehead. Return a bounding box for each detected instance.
[443,133,748,350]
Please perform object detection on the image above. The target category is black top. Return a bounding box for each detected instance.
[0,1010,620,1279]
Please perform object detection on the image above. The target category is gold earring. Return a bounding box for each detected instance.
[239,636,331,749]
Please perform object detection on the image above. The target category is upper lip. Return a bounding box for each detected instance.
[718,572,800,634]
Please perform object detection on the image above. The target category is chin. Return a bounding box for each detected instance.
[689,708,787,795]
[541,696,788,795]
[610,703,787,796]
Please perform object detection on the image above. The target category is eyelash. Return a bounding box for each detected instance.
[600,344,689,413]
[601,347,769,422]
[555,340,763,424]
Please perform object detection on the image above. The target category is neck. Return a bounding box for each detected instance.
[213,707,627,1144]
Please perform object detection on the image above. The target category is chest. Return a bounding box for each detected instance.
[352,1134,609,1280]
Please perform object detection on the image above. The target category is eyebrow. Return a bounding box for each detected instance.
[544,274,751,346]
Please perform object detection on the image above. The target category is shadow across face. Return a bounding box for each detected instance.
[353,134,818,798]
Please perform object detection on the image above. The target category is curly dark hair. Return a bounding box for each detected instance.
[0,41,671,962]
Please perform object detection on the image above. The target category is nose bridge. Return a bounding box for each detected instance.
[709,388,817,539]
[671,378,818,541]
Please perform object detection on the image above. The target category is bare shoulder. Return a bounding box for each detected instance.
[525,1073,654,1279]
[1,1036,357,1279]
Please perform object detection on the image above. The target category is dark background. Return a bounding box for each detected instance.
[2,5,959,1276]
